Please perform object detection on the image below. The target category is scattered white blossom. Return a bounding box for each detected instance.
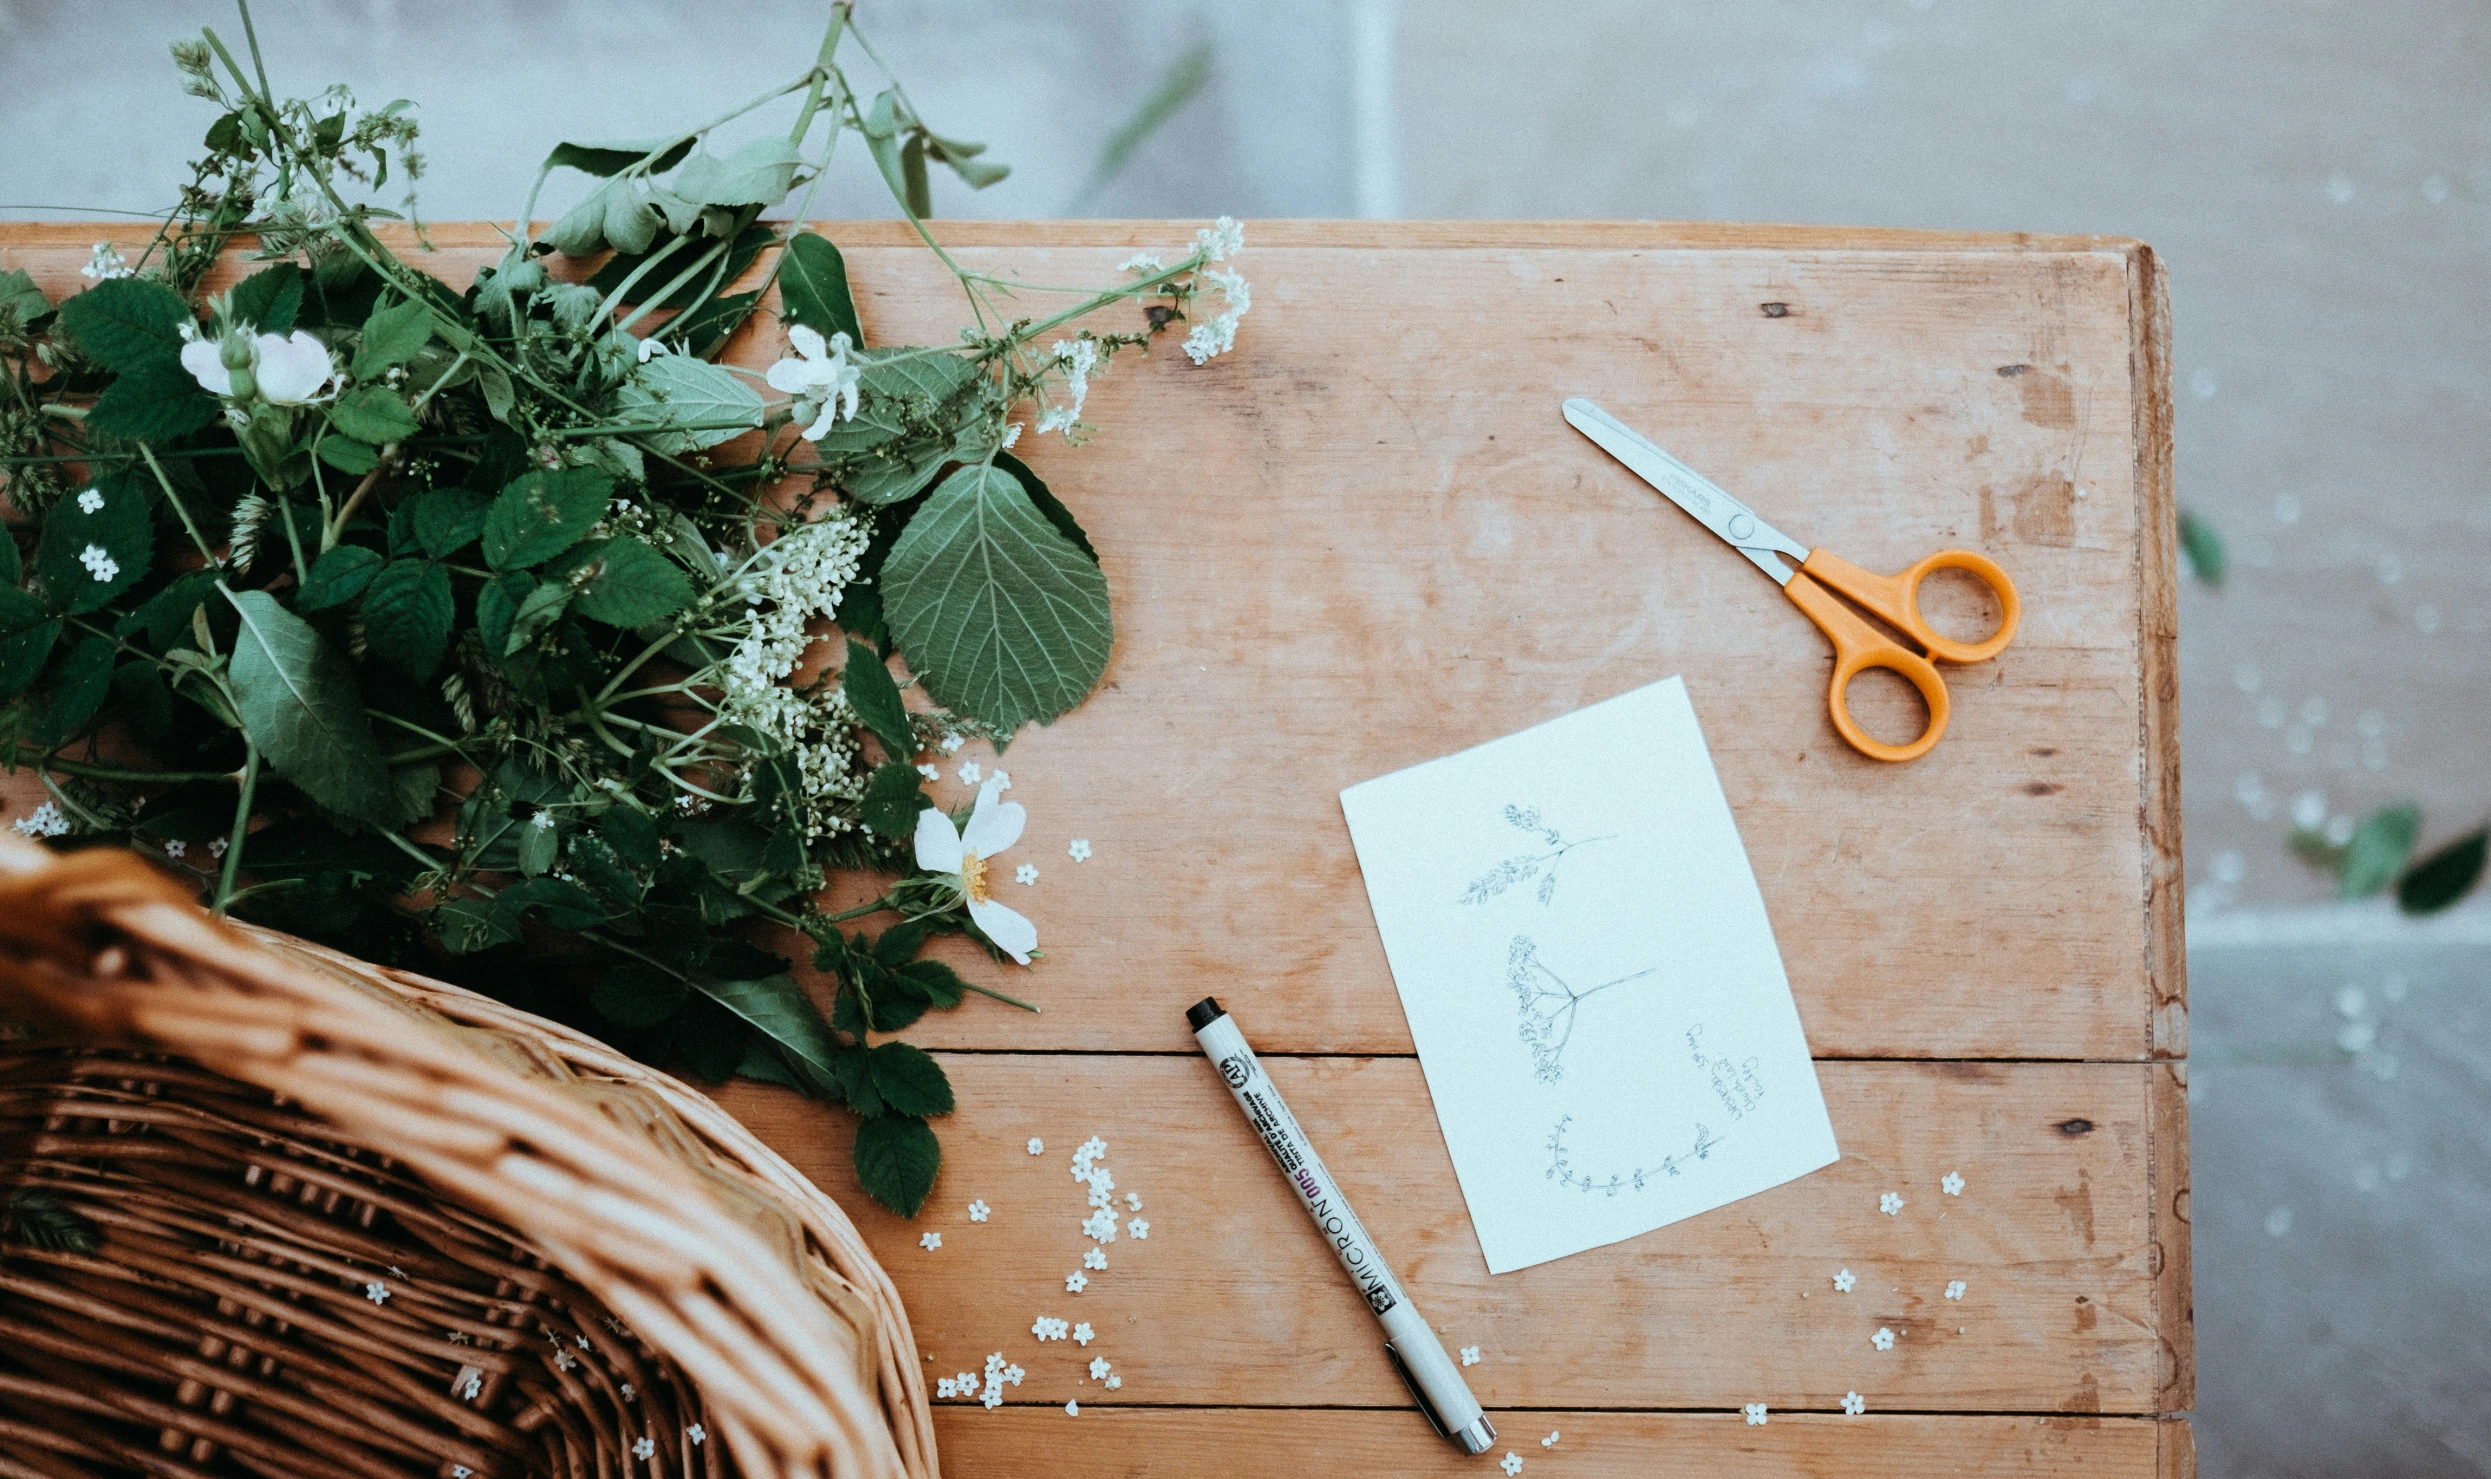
[1072,1321,1094,1346]
[1842,1391,1866,1416]
[1743,1403,1768,1426]
[1074,1136,1107,1165]
[632,1438,655,1460]
[76,488,104,514]
[1089,1356,1112,1380]
[1833,1268,1856,1293]
[1872,1327,1896,1351]
[80,242,132,280]
[1181,254,1251,366]
[1028,1137,1045,1155]
[1105,1374,1121,1390]
[207,836,226,857]
[765,324,861,439]
[1501,1453,1524,1476]
[1000,421,1022,448]
[940,732,965,753]
[969,1199,991,1222]
[1033,1315,1069,1341]
[79,544,119,583]
[1120,251,1167,274]
[162,839,187,859]
[1945,1280,1967,1301]
[1083,1246,1107,1270]
[1082,1208,1120,1245]
[919,763,941,780]
[991,768,1010,791]
[1069,838,1093,861]
[529,811,556,831]
[1128,1218,1149,1239]
[1942,1171,1965,1196]
[1065,1399,1080,1416]
[1036,337,1102,437]
[363,1282,390,1305]
[1542,1430,1560,1448]
[1065,1271,1088,1293]
[553,1349,576,1372]
[687,1423,705,1445]
[958,760,982,784]
[1459,1345,1481,1366]
[913,776,1039,962]
[619,1382,634,1399]
[1880,1191,1906,1216]
[12,802,68,838]
[461,1374,482,1400]
[937,1377,958,1398]
[453,1468,472,1479]
[919,1231,942,1251]
[1016,862,1040,886]
[1125,1191,1141,1210]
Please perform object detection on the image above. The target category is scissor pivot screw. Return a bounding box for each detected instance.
[1727,513,1755,541]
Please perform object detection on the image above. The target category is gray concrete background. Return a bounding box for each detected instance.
[3,2,2486,1472]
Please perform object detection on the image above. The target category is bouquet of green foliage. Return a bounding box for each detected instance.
[0,2,1248,1215]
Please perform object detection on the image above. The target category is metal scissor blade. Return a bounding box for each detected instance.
[1562,397,1812,585]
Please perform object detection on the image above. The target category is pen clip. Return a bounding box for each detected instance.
[1382,1341,1452,1441]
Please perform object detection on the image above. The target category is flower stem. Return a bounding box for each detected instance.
[212,745,258,916]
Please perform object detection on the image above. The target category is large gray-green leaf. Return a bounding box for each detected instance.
[483,467,612,570]
[808,348,981,457]
[222,588,390,820]
[546,135,695,178]
[673,137,804,207]
[881,463,1114,730]
[615,353,762,452]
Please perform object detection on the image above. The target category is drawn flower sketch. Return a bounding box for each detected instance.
[1508,935,1661,1082]
[1456,805,1613,907]
[1544,1114,1725,1196]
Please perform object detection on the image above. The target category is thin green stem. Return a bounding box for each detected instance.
[212,746,258,915]
[3,746,240,786]
[136,444,220,566]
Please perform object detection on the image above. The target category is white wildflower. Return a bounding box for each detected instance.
[940,732,965,754]
[81,243,133,280]
[937,1377,958,1398]
[687,1424,705,1445]
[990,768,1010,790]
[913,776,1039,963]
[968,1199,990,1221]
[1065,1399,1080,1416]
[363,1282,390,1305]
[1015,862,1039,886]
[1069,838,1092,861]
[764,324,861,439]
[1501,1453,1524,1476]
[918,762,940,780]
[75,488,104,514]
[1027,1137,1045,1155]
[1125,1191,1141,1210]
[1459,1346,1481,1366]
[1945,1280,1967,1300]
[957,760,982,784]
[632,1438,655,1460]
[1872,1327,1896,1351]
[1105,1374,1121,1390]
[1542,1430,1560,1447]
[1743,1403,1768,1426]
[1193,216,1244,263]
[1065,1271,1088,1293]
[1083,1246,1106,1270]
[1942,1171,1965,1196]
[919,1231,942,1251]
[1089,1356,1111,1380]
[1037,337,1102,438]
[79,544,119,583]
[12,802,68,838]
[1833,1268,1856,1293]
[1000,420,1022,448]
[1880,1191,1905,1215]
[529,811,556,831]
[163,839,187,859]
[1127,1218,1148,1240]
[1072,1321,1094,1346]
[1843,1391,1866,1416]
[181,328,337,405]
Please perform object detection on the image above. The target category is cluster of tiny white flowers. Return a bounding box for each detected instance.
[713,515,876,839]
[1035,337,1103,437]
[1944,1279,1967,1300]
[80,242,133,280]
[12,802,68,838]
[1181,218,1249,365]
[79,543,119,583]
[1032,1315,1071,1342]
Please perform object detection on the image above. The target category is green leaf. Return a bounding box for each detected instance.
[2398,827,2487,915]
[435,896,521,953]
[594,964,689,1027]
[2178,509,2224,588]
[900,134,931,219]
[38,473,151,614]
[865,1041,953,1116]
[883,463,1115,731]
[566,538,695,628]
[504,581,574,654]
[408,487,491,558]
[228,263,304,336]
[483,467,612,570]
[500,876,607,930]
[475,570,532,654]
[673,136,804,207]
[386,762,442,827]
[88,358,221,442]
[589,224,774,311]
[3,1188,100,1255]
[297,545,384,611]
[474,361,516,422]
[694,974,844,1094]
[39,636,115,741]
[0,268,49,326]
[996,450,1098,563]
[2338,804,2420,899]
[359,559,454,677]
[0,589,59,699]
[547,135,695,178]
[894,958,969,1010]
[842,637,915,758]
[222,588,391,821]
[858,759,927,839]
[326,385,419,445]
[615,353,763,453]
[779,232,864,345]
[670,289,761,360]
[516,813,558,876]
[853,1113,940,1216]
[351,295,433,379]
[316,434,381,475]
[124,569,220,650]
[55,277,191,371]
[2289,827,2345,872]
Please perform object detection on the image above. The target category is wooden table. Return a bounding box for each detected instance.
[5,221,2190,1474]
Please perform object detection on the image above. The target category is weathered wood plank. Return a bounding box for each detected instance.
[0,223,2179,1062]
[720,1055,2166,1415]
[931,1409,2177,1476]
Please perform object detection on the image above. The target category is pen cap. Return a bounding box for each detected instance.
[1186,996,1226,1032]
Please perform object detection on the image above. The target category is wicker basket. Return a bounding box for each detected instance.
[0,834,936,1479]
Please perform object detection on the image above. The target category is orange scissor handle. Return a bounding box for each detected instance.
[1782,570,1955,762]
[1798,547,2021,665]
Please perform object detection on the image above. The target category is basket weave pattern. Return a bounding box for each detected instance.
[0,836,935,1479]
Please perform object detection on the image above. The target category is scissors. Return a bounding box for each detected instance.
[1564,397,2020,763]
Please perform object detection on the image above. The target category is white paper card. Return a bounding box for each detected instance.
[1339,677,1839,1273]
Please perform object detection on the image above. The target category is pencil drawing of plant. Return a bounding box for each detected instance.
[1508,934,1661,1083]
[1544,1114,1724,1196]
[1457,805,1614,908]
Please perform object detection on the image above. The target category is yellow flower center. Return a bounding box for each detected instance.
[959,849,990,905]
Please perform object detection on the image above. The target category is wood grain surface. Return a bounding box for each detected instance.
[0,221,2188,1475]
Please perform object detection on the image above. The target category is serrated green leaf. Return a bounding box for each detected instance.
[298,545,383,612]
[594,964,689,1027]
[408,487,490,558]
[88,358,221,442]
[223,588,390,821]
[565,537,694,628]
[853,1113,940,1216]
[694,973,843,1094]
[2339,805,2420,899]
[0,588,59,699]
[316,434,381,475]
[2398,827,2486,915]
[351,295,433,379]
[38,473,151,614]
[616,353,762,453]
[326,385,419,445]
[780,232,864,345]
[228,263,304,336]
[894,957,969,1010]
[2178,509,2224,588]
[995,450,1097,563]
[547,135,695,178]
[842,637,915,758]
[360,559,454,677]
[55,277,191,371]
[484,467,612,570]
[883,463,1114,730]
[674,136,804,207]
[38,635,114,742]
[857,759,927,838]
[865,1041,953,1116]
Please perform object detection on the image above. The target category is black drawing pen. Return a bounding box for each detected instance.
[1186,996,1496,1454]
